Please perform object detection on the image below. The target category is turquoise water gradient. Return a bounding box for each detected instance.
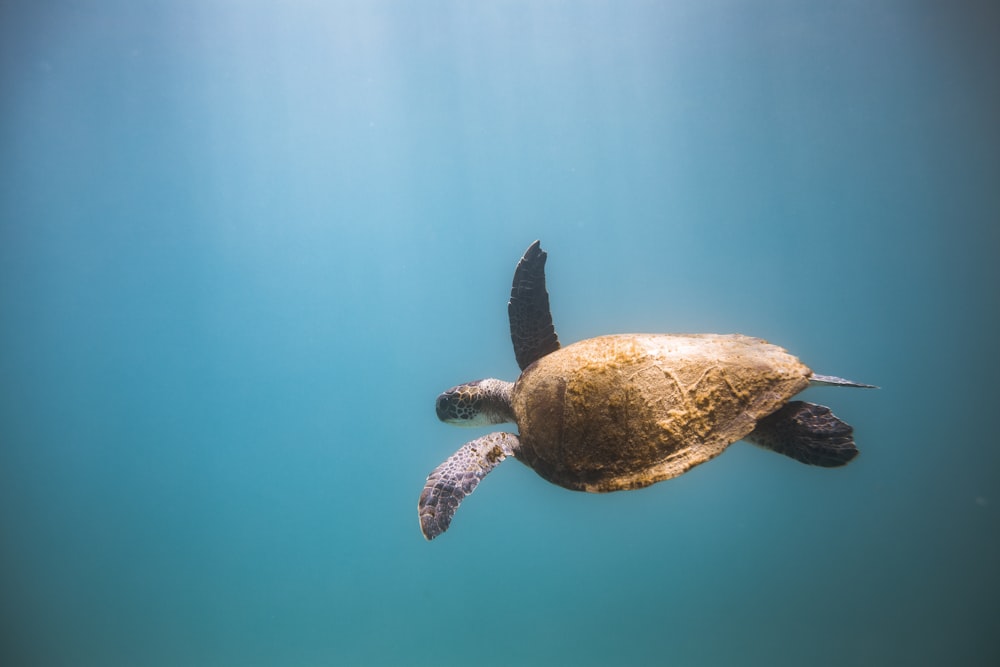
[2,1,998,665]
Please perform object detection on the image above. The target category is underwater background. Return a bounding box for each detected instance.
[2,1,998,665]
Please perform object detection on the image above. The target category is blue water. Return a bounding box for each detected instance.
[2,1,998,665]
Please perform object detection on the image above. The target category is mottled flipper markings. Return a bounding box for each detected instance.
[418,432,520,540]
[746,401,858,467]
[508,240,560,370]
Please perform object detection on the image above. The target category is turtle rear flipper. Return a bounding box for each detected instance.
[745,401,859,467]
[418,432,519,540]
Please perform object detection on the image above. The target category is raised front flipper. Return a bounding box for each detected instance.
[508,240,560,370]
[418,432,519,540]
[745,401,859,467]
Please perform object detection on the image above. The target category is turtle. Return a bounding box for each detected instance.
[418,240,874,540]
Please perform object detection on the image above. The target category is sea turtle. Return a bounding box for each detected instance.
[418,241,874,540]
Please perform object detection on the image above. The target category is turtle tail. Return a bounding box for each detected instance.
[810,373,877,389]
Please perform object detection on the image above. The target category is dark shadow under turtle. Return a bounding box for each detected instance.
[419,241,874,540]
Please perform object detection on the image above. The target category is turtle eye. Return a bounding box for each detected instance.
[436,385,485,424]
[436,388,468,421]
[435,392,456,422]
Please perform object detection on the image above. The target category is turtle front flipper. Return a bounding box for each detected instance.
[745,401,859,467]
[508,240,560,370]
[419,432,519,540]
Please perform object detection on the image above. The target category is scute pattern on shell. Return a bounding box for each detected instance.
[510,333,812,492]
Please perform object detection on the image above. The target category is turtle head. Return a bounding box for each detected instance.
[436,378,515,426]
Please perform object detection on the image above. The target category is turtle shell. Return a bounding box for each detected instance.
[510,333,812,492]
